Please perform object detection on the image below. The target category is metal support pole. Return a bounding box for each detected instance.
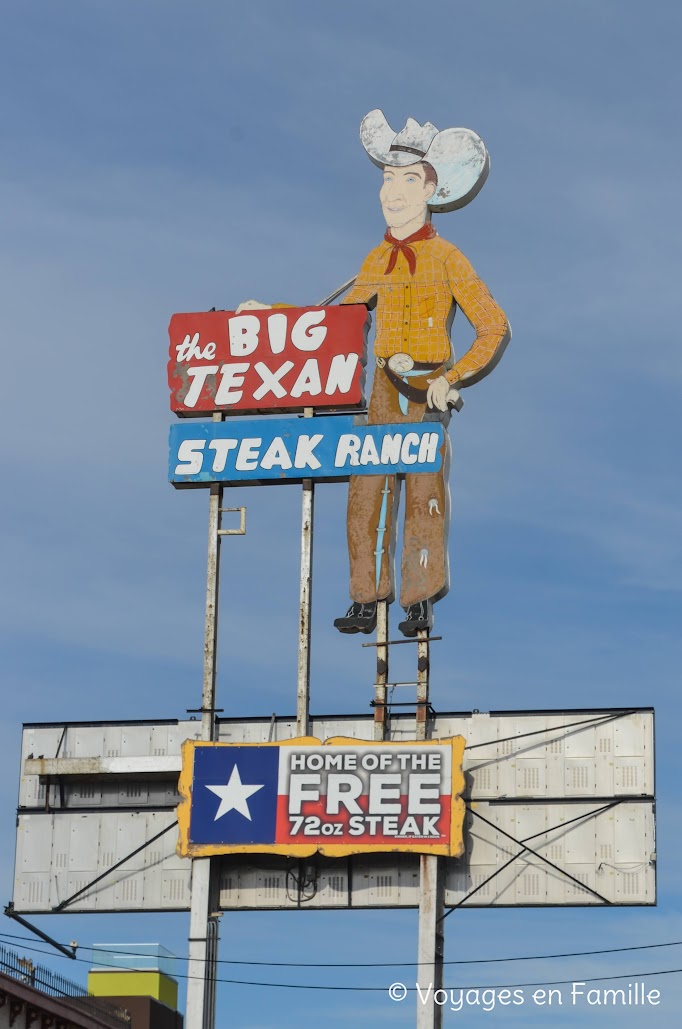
[415,630,429,740]
[204,915,221,1024]
[297,409,315,737]
[187,421,224,1028]
[417,853,445,1029]
[415,628,444,1029]
[201,480,223,743]
[187,859,215,1029]
[373,601,389,741]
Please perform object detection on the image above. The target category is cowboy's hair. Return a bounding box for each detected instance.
[421,161,438,187]
[382,161,438,186]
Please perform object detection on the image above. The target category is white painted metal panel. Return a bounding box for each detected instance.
[314,866,350,908]
[212,804,655,911]
[614,713,647,755]
[16,873,50,911]
[13,810,189,914]
[353,855,421,908]
[69,781,103,807]
[102,725,122,758]
[121,726,151,757]
[515,757,545,795]
[17,815,52,873]
[12,711,655,913]
[16,710,655,802]
[69,813,101,871]
[22,725,64,759]
[564,722,596,758]
[64,871,97,910]
[72,728,105,759]
[564,758,596,795]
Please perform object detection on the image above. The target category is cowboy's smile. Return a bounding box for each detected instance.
[380,164,436,237]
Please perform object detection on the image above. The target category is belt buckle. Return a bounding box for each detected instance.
[388,353,414,375]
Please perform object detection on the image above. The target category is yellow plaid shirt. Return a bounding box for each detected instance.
[341,233,509,385]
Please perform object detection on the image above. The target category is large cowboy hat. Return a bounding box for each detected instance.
[360,109,489,213]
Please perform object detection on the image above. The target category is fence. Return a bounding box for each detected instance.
[0,944,130,1027]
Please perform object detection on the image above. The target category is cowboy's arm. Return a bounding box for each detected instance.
[235,301,293,312]
[238,248,380,313]
[445,249,510,387]
[340,252,378,307]
[340,280,377,307]
[236,282,376,313]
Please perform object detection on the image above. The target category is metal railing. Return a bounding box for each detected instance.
[0,944,130,1027]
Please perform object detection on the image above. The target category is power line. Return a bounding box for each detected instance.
[1,935,682,992]
[1,929,681,971]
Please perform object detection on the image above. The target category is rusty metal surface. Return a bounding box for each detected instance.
[373,601,389,741]
[24,756,181,780]
[188,419,228,1029]
[201,479,222,744]
[296,409,315,737]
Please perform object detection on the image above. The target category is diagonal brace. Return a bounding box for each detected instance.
[52,819,178,912]
[3,904,76,959]
[469,806,614,905]
[440,801,621,922]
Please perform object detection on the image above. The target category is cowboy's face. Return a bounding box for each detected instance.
[380,164,435,230]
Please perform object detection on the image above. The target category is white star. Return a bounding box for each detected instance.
[205,765,265,821]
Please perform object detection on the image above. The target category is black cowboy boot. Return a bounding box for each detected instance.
[334,601,377,634]
[398,599,434,637]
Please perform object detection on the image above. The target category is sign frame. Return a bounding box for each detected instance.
[177,735,466,860]
[169,416,446,488]
[167,305,370,417]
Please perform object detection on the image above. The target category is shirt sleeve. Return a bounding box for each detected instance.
[340,253,379,308]
[444,248,510,386]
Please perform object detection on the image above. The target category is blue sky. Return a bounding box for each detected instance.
[1,0,681,1025]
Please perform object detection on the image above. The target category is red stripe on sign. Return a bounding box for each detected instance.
[274,795,451,847]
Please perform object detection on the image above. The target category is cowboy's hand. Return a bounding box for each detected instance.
[235,299,272,313]
[427,375,461,412]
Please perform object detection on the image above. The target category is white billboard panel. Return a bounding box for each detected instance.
[214,801,654,910]
[12,709,655,914]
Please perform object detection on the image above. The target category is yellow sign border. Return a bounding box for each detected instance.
[177,735,465,859]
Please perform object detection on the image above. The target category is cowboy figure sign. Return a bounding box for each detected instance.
[240,109,510,637]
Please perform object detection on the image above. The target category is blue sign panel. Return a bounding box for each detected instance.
[169,415,445,487]
[190,745,280,846]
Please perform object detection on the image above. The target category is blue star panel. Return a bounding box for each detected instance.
[190,745,279,845]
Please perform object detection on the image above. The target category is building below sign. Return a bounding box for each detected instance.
[169,415,445,486]
[177,737,466,858]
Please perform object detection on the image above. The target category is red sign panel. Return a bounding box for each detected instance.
[168,305,368,416]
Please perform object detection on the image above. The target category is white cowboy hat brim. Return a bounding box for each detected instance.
[360,109,489,213]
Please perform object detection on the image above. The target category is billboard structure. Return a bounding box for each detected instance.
[14,708,654,912]
[10,106,658,1029]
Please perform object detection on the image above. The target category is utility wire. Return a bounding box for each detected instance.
[1,929,681,971]
[1,935,681,992]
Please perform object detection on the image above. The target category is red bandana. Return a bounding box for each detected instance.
[383,222,437,276]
